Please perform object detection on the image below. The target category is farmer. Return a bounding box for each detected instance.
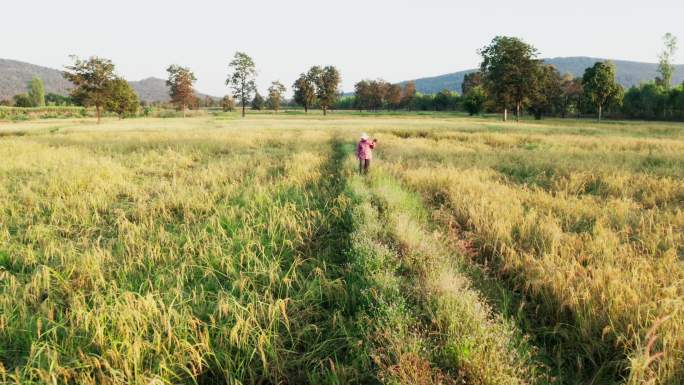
[356,132,377,174]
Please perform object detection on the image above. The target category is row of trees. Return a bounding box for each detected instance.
[166,52,343,117]
[476,33,679,121]
[352,80,415,111]
[5,34,678,122]
[291,66,341,115]
[476,36,627,121]
[623,82,684,120]
[343,34,679,122]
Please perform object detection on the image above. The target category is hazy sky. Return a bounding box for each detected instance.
[3,0,683,96]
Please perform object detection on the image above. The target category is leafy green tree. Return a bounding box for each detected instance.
[434,89,455,111]
[671,84,684,119]
[479,36,540,121]
[333,95,355,109]
[13,94,33,108]
[105,78,139,119]
[166,65,196,117]
[292,72,317,113]
[221,95,235,112]
[46,93,73,106]
[226,52,257,117]
[63,56,117,123]
[267,81,286,112]
[251,92,264,111]
[27,76,45,107]
[463,86,487,115]
[528,64,563,120]
[414,93,435,111]
[582,61,623,121]
[311,66,341,115]
[623,83,668,120]
[657,33,678,89]
[353,80,371,111]
[401,81,416,111]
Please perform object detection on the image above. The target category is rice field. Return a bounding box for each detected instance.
[0,114,682,384]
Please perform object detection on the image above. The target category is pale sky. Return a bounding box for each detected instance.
[3,0,683,96]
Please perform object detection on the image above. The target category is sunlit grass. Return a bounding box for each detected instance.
[1,114,682,384]
[376,124,683,385]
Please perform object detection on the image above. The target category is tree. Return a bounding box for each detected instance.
[657,33,678,89]
[434,89,459,111]
[46,93,73,106]
[479,36,540,121]
[528,64,563,120]
[221,95,235,112]
[623,83,668,120]
[166,65,196,117]
[582,61,623,121]
[27,76,45,107]
[201,96,216,108]
[353,80,371,111]
[251,92,264,111]
[267,81,286,112]
[226,52,257,117]
[385,83,402,110]
[293,72,317,113]
[414,93,435,111]
[368,79,388,111]
[463,86,487,116]
[63,56,117,123]
[461,71,483,95]
[13,94,33,108]
[401,81,416,110]
[311,66,341,115]
[560,74,583,118]
[105,78,139,119]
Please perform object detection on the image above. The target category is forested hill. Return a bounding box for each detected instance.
[0,58,216,102]
[399,57,684,94]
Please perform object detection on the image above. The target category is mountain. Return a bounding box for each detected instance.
[399,57,684,94]
[0,59,72,100]
[128,77,174,103]
[0,58,217,102]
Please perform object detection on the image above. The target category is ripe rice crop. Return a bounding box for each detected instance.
[0,114,682,384]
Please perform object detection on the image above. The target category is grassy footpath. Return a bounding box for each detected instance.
[342,157,550,385]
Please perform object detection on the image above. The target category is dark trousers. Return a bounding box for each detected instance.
[359,158,371,174]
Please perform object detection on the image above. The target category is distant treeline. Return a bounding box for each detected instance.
[334,33,683,121]
[1,34,681,122]
[330,78,684,121]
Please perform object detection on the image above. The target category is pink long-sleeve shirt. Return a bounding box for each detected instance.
[356,139,375,160]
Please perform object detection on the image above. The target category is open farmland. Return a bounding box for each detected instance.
[0,114,682,385]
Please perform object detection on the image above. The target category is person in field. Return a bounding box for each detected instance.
[356,133,377,174]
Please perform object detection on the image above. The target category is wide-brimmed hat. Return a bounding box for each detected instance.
[360,132,369,140]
